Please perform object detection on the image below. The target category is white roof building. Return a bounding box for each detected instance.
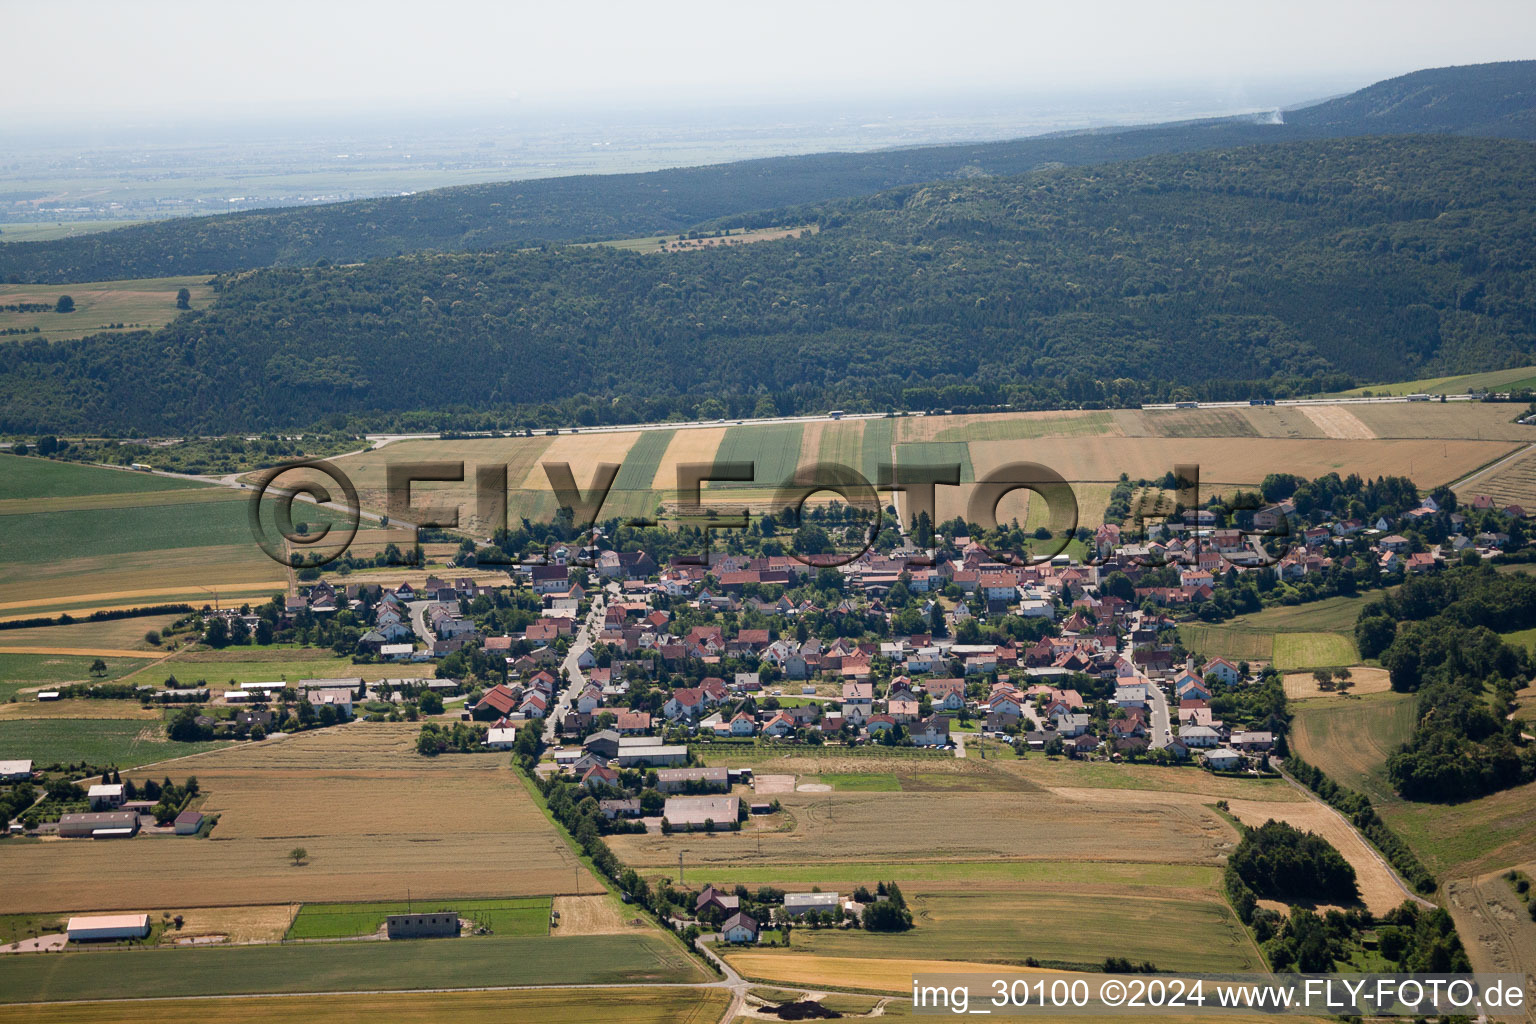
[0,759,32,780]
[783,892,841,915]
[67,914,151,941]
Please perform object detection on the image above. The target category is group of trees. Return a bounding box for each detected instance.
[1228,819,1359,905]
[4,135,1536,433]
[1356,566,1536,801]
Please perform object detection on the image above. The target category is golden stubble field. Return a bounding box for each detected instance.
[607,788,1238,870]
[0,989,732,1024]
[0,725,602,915]
[307,403,1530,532]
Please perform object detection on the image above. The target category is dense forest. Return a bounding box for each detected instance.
[1355,566,1536,802]
[1,62,1532,285]
[0,134,1532,433]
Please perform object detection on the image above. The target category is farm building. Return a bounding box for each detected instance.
[654,767,729,793]
[87,784,125,810]
[386,912,460,939]
[0,759,32,781]
[57,811,140,839]
[615,743,688,768]
[783,892,841,917]
[67,914,150,942]
[173,811,205,835]
[663,795,740,831]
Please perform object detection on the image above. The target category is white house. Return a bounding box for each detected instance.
[1204,657,1242,686]
[721,912,760,943]
[1179,725,1219,748]
[1114,684,1148,709]
[1204,747,1242,771]
[87,784,125,811]
[486,726,519,750]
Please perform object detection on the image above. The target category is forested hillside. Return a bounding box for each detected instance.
[1,135,1531,433]
[1,61,1533,284]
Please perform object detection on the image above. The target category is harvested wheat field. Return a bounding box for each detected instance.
[651,426,728,493]
[167,723,474,770]
[552,894,650,936]
[726,951,1052,994]
[608,790,1234,870]
[1221,798,1408,915]
[0,727,600,914]
[0,645,161,659]
[0,989,731,1024]
[0,698,161,720]
[1443,867,1536,992]
[156,904,298,944]
[520,431,643,489]
[1299,405,1376,439]
[966,436,1515,491]
[1351,401,1536,441]
[1282,666,1392,700]
[1458,443,1536,510]
[0,582,285,616]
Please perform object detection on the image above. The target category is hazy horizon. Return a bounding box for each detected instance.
[4,0,1533,128]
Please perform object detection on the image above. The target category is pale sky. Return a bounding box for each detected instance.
[5,0,1533,121]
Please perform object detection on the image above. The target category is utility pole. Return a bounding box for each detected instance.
[678,849,684,885]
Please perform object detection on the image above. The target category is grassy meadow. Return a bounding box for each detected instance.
[0,274,214,342]
[287,897,551,939]
[0,933,706,1002]
[0,718,226,767]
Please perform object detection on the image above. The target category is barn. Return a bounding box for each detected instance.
[67,914,150,942]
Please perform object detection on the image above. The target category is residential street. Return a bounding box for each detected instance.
[1145,676,1173,749]
[543,589,606,743]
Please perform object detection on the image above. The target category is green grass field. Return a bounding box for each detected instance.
[0,220,145,243]
[857,416,896,487]
[0,275,215,343]
[0,493,350,566]
[1231,595,1380,633]
[1272,632,1360,670]
[0,455,205,500]
[0,654,145,699]
[1335,365,1536,397]
[0,719,226,767]
[894,440,976,484]
[1289,690,1417,804]
[1378,782,1536,878]
[1180,596,1366,670]
[611,429,674,491]
[0,933,704,1003]
[780,891,1262,973]
[1176,623,1274,663]
[123,652,376,687]
[816,773,902,792]
[287,897,551,939]
[714,422,805,492]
